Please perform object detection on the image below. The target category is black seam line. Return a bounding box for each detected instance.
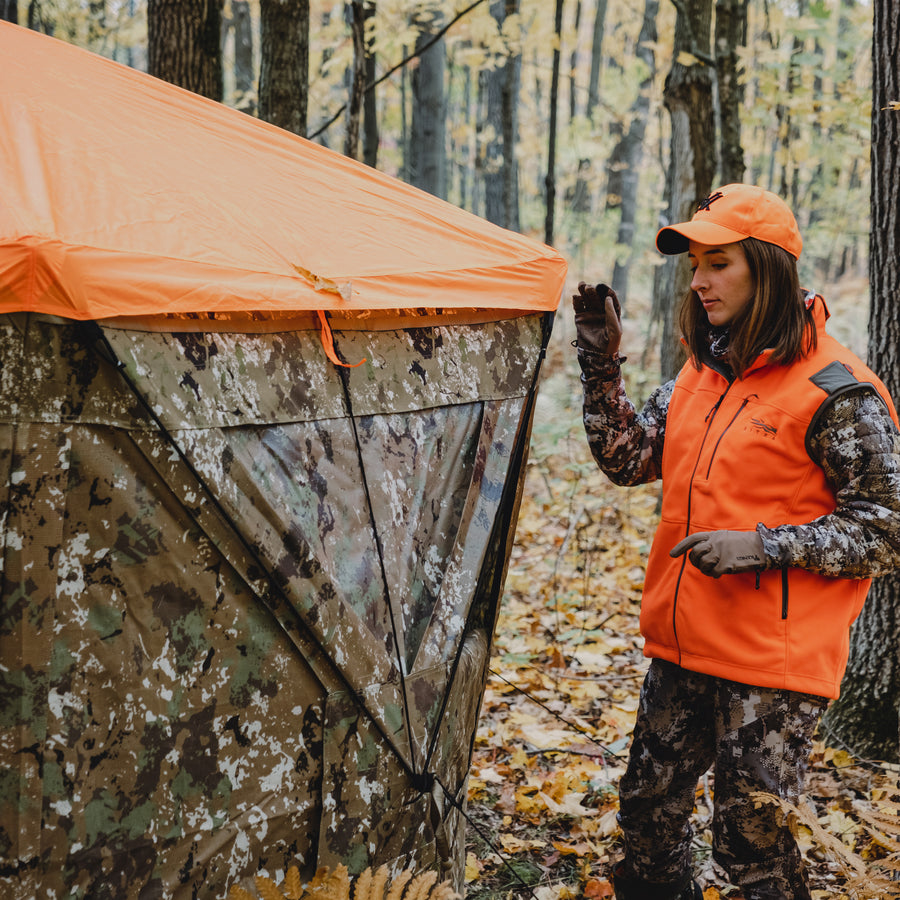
[782,566,789,619]
[421,311,556,778]
[330,316,420,779]
[79,320,421,786]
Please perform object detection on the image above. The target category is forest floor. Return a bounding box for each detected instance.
[463,302,900,900]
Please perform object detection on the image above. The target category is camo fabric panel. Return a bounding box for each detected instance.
[0,311,546,899]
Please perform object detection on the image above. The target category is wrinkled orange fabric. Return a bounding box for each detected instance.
[0,23,566,323]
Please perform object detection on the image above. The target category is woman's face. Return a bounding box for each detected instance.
[688,240,755,327]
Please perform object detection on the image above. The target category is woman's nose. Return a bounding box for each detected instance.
[690,268,705,292]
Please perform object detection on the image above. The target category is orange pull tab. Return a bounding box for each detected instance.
[316,310,366,368]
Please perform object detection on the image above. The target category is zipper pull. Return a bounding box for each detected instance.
[755,571,761,590]
[705,394,726,422]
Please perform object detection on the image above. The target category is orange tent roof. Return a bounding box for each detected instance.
[0,22,567,321]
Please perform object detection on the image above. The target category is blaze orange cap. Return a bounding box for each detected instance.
[656,183,803,259]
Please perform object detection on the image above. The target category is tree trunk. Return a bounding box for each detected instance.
[409,6,447,199]
[258,0,309,136]
[609,0,658,306]
[483,0,521,231]
[148,0,223,102]
[569,0,581,121]
[1,0,16,23]
[232,0,255,113]
[586,0,608,122]
[344,1,367,158]
[714,0,747,184]
[653,0,715,382]
[544,0,564,247]
[821,0,900,762]
[362,1,379,167]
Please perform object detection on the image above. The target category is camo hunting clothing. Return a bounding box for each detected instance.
[577,327,900,897]
[578,352,900,578]
[618,660,824,900]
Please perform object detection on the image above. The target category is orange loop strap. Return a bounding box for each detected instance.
[316,310,366,368]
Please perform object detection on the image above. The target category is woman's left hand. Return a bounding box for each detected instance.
[670,530,766,578]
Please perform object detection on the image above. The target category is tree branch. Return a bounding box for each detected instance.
[308,0,489,141]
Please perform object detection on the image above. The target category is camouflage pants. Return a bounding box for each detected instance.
[618,659,826,900]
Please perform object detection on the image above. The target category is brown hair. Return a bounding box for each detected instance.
[677,237,817,378]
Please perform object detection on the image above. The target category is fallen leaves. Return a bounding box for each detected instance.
[228,865,459,900]
[465,350,900,898]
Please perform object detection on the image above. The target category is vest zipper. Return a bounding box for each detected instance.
[672,386,733,662]
[781,566,789,619]
[705,394,757,479]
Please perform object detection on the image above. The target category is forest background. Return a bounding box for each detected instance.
[7,0,900,896]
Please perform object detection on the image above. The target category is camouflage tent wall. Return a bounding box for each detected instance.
[1,310,550,898]
[0,22,566,900]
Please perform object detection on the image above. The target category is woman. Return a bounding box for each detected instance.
[574,184,900,900]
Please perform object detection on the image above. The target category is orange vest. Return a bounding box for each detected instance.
[642,299,898,698]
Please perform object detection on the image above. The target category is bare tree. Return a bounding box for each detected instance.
[714,0,747,184]
[258,0,309,136]
[607,0,659,306]
[362,1,379,167]
[231,0,255,113]
[148,0,223,101]
[652,0,716,380]
[483,0,521,231]
[544,0,564,246]
[821,0,900,763]
[585,0,609,122]
[344,0,367,158]
[409,4,447,198]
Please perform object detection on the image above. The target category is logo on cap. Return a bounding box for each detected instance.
[697,191,724,212]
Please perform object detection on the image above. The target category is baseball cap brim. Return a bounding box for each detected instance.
[656,221,751,255]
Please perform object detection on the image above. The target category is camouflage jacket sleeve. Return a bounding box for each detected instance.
[758,388,900,578]
[578,347,673,486]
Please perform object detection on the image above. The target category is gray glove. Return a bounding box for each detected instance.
[573,282,623,357]
[669,530,767,578]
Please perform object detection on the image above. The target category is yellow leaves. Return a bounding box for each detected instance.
[821,746,856,769]
[676,51,702,67]
[538,789,596,818]
[499,832,547,853]
[227,865,458,900]
[463,852,481,883]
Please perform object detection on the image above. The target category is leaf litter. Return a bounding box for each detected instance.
[464,346,900,900]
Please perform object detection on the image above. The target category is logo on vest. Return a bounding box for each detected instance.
[747,417,778,440]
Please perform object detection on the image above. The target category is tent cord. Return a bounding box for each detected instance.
[488,668,626,759]
[433,774,543,900]
[78,320,421,786]
[331,323,421,780]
